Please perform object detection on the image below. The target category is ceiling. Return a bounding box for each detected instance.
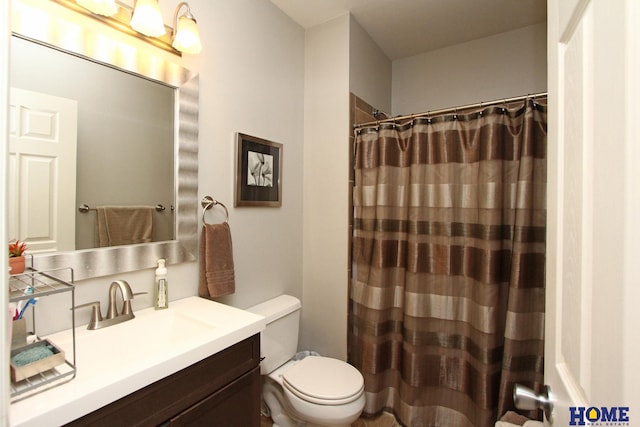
[270,0,547,60]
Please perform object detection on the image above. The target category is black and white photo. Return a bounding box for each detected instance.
[235,133,282,207]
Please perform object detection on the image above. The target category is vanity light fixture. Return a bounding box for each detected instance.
[75,0,118,16]
[171,2,202,54]
[130,0,166,37]
[53,0,203,55]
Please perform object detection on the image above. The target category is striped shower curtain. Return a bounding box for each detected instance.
[349,98,547,427]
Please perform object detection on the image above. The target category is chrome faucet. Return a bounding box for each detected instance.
[106,280,134,320]
[75,280,144,330]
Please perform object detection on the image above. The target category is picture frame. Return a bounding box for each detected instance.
[235,133,283,207]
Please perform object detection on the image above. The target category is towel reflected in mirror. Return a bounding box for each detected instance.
[96,206,154,247]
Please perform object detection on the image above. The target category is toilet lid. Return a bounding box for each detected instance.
[282,356,364,405]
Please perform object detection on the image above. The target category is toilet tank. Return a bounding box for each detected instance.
[247,295,301,375]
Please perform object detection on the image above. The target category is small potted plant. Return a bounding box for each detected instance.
[8,240,28,275]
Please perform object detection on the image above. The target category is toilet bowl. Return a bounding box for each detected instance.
[248,295,365,427]
[273,356,365,426]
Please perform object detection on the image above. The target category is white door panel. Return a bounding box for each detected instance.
[546,0,639,425]
[9,88,77,253]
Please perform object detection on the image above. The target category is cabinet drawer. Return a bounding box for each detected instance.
[65,334,260,426]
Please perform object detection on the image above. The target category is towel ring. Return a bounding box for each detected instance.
[201,196,229,224]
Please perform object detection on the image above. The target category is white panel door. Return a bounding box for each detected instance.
[546,0,640,425]
[9,88,77,253]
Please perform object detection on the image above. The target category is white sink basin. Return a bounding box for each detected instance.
[10,296,266,427]
[65,304,220,370]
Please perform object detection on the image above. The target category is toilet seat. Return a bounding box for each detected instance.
[281,356,364,405]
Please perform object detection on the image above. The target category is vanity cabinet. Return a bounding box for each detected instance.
[64,334,261,427]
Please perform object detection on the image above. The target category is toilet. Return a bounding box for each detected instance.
[248,295,365,427]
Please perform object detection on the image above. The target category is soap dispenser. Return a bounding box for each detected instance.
[154,259,168,310]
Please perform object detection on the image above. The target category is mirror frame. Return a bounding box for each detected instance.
[11,1,198,280]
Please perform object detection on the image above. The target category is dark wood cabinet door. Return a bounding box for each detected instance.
[168,366,261,427]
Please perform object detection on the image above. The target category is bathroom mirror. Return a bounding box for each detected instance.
[9,1,199,280]
[11,35,176,250]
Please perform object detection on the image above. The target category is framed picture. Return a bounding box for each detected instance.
[235,133,283,207]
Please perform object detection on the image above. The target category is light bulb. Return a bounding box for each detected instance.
[130,0,165,37]
[172,15,202,54]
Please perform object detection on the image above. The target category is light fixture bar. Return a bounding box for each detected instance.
[50,0,182,56]
[76,0,118,17]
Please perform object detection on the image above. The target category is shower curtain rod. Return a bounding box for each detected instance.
[353,91,548,130]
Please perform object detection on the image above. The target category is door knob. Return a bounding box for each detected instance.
[513,384,553,423]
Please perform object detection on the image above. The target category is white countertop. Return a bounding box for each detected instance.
[10,296,266,427]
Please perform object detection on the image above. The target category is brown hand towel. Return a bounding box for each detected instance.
[199,222,236,298]
[96,206,154,247]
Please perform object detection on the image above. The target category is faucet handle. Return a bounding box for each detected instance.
[73,301,103,330]
[121,292,148,316]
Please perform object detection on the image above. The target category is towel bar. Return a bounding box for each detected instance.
[79,204,168,213]
[201,196,229,224]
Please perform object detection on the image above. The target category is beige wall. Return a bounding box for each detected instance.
[349,16,392,115]
[392,22,547,115]
[301,14,351,360]
[299,13,394,360]
[192,0,305,312]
